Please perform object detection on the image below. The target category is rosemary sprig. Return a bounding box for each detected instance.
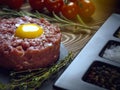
[0,8,96,33]
[53,13,94,29]
[0,52,73,90]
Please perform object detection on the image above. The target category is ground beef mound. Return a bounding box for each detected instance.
[0,16,61,71]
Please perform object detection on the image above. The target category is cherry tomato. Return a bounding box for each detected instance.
[29,0,45,12]
[45,0,64,14]
[69,0,78,3]
[0,0,3,5]
[7,0,24,10]
[77,0,95,18]
[61,2,78,19]
[0,0,8,5]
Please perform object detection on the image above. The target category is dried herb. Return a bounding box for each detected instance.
[0,52,73,90]
[0,8,96,34]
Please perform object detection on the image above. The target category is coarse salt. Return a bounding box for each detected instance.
[103,45,120,63]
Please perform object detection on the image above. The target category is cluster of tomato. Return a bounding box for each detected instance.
[0,0,24,10]
[0,0,95,19]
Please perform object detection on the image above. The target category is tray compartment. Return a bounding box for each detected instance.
[82,61,120,90]
[114,26,120,38]
[54,14,120,90]
[99,40,120,63]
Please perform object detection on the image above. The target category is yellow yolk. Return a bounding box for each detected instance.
[15,23,44,39]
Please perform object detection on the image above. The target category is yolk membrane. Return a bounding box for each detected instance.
[15,23,44,39]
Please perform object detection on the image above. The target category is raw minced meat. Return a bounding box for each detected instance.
[0,16,61,71]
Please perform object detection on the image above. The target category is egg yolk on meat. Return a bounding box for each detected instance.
[15,23,44,39]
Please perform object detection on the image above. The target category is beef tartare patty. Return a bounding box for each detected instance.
[0,16,61,71]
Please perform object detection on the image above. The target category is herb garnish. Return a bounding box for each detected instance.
[0,52,73,90]
[0,8,96,34]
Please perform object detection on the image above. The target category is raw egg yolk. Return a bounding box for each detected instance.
[15,23,44,39]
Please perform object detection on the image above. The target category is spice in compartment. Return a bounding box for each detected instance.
[100,40,120,63]
[82,61,120,90]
